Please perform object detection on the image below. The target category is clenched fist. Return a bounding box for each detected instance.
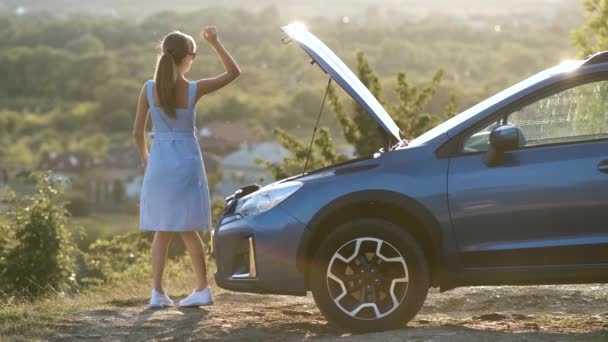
[202,26,219,44]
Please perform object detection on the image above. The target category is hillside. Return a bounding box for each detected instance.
[1,0,582,19]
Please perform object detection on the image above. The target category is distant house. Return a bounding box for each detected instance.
[99,145,224,199]
[215,142,291,199]
[202,151,221,175]
[198,121,259,157]
[89,144,222,203]
[89,145,143,202]
[39,146,143,205]
[39,151,94,187]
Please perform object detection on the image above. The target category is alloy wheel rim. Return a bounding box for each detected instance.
[326,237,409,320]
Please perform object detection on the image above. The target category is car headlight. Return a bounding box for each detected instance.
[234,181,303,217]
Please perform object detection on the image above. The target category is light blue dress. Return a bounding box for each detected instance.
[140,80,211,231]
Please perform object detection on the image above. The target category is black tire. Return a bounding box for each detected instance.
[310,218,430,332]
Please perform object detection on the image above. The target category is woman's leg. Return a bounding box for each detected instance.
[151,231,173,293]
[180,231,208,291]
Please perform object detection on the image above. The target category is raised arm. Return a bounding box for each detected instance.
[132,83,150,170]
[195,26,241,101]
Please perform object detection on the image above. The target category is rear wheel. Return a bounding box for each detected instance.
[310,218,430,332]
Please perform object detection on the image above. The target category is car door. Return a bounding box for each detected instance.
[448,77,608,269]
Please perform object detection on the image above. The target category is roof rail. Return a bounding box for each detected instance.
[581,50,608,67]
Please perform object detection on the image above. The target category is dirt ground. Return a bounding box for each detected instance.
[51,284,608,341]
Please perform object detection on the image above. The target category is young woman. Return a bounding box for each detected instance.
[133,26,240,308]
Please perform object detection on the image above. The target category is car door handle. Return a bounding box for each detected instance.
[599,160,608,173]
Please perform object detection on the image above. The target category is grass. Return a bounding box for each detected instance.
[0,255,217,342]
[0,292,100,342]
[0,210,208,341]
[71,213,139,237]
[1,211,139,239]
[1,211,142,252]
[4,210,198,253]
[0,188,216,340]
[68,213,140,251]
[68,213,205,258]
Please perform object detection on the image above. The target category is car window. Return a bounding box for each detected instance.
[462,79,608,152]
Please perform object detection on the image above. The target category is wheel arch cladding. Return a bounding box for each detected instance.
[298,190,443,288]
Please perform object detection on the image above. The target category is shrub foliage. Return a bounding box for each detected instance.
[0,173,78,297]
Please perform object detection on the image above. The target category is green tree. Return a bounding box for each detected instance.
[257,127,348,180]
[65,34,105,55]
[94,79,140,131]
[331,51,389,157]
[77,133,110,159]
[572,0,608,57]
[4,140,34,169]
[390,69,445,141]
[260,51,456,180]
[571,1,608,133]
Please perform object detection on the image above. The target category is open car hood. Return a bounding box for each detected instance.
[281,23,403,142]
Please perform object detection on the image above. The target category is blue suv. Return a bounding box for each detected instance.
[213,24,608,332]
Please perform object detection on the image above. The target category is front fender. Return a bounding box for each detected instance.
[295,189,443,271]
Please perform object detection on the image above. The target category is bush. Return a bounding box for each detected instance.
[0,173,79,298]
[0,217,13,273]
[0,188,15,263]
[80,231,151,286]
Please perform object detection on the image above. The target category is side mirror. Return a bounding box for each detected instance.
[484,124,521,167]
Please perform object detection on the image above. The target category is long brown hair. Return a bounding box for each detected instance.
[154,31,195,118]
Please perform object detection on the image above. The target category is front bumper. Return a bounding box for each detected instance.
[213,205,309,296]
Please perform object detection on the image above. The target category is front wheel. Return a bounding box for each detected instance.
[310,218,430,332]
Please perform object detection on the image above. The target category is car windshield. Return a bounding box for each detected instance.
[407,60,585,147]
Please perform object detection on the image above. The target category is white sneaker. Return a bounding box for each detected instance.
[178,288,213,307]
[149,289,174,308]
